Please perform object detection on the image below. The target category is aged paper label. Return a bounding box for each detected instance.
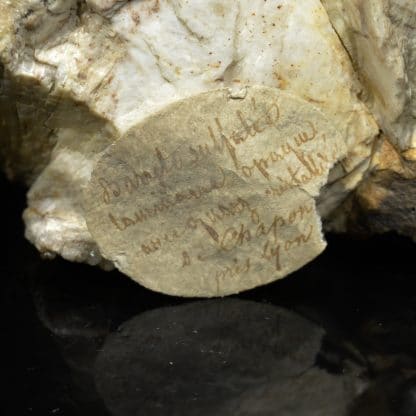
[84,87,346,297]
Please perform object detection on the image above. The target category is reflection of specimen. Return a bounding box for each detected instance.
[95,299,363,416]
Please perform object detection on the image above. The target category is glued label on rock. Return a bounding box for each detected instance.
[84,87,346,297]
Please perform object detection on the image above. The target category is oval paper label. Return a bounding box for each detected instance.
[84,87,346,297]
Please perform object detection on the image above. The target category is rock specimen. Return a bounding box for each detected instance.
[1,0,415,296]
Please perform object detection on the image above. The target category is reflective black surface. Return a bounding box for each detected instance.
[3,173,416,416]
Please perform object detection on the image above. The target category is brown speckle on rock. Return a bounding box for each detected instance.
[131,11,140,24]
[212,3,225,17]
[151,0,160,14]
[273,72,287,89]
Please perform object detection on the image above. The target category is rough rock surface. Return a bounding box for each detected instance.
[323,0,416,150]
[322,0,416,239]
[1,0,415,295]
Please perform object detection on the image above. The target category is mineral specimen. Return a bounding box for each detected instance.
[1,0,415,296]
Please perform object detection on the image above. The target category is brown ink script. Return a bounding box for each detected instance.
[84,86,346,296]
